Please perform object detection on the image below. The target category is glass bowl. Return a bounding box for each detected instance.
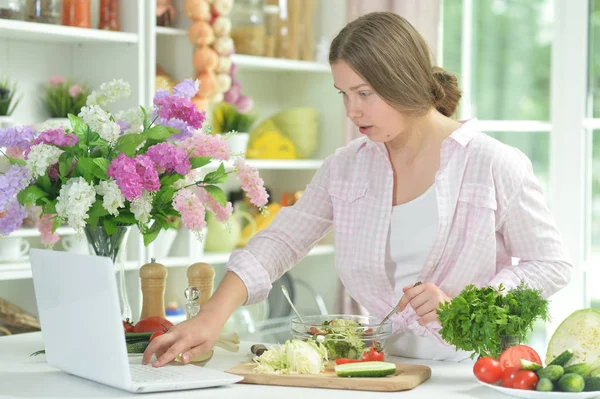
[290,314,393,361]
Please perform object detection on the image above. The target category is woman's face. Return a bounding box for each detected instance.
[331,61,408,143]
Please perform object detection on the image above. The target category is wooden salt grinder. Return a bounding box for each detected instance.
[139,258,168,319]
[187,262,215,307]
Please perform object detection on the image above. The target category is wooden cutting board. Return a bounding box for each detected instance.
[225,362,431,392]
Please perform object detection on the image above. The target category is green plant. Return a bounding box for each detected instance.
[437,282,549,359]
[0,76,21,116]
[212,102,257,134]
[43,76,90,118]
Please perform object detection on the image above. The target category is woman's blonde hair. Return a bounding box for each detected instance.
[329,11,461,117]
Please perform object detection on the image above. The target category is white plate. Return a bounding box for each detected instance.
[477,380,600,398]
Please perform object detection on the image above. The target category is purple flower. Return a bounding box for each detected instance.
[0,200,27,236]
[146,142,191,175]
[236,95,254,113]
[172,79,199,99]
[154,96,206,130]
[116,119,129,134]
[0,125,37,151]
[107,153,160,201]
[160,117,195,141]
[153,89,170,107]
[34,128,79,147]
[0,165,31,210]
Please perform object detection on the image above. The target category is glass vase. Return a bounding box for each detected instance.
[500,334,521,352]
[84,224,131,321]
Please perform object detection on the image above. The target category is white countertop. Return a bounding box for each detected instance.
[0,332,518,398]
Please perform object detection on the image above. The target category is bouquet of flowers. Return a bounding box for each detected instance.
[0,78,269,249]
[0,75,20,117]
[212,102,257,134]
[43,76,90,118]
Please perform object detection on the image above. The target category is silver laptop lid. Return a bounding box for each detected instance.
[30,249,132,391]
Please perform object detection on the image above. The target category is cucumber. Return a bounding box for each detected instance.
[557,373,585,392]
[564,363,591,377]
[536,377,554,392]
[584,376,600,391]
[127,340,149,353]
[548,349,574,367]
[538,365,564,382]
[335,361,397,378]
[521,359,543,371]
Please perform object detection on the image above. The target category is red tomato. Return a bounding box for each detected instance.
[498,345,542,370]
[473,357,503,384]
[149,330,165,343]
[512,370,538,390]
[122,319,134,333]
[501,367,519,388]
[133,316,173,333]
[335,358,363,365]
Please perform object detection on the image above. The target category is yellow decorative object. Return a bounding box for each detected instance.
[238,202,282,247]
[246,131,296,159]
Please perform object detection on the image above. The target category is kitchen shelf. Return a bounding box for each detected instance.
[0,19,138,44]
[155,26,187,36]
[10,227,77,238]
[0,259,139,280]
[207,159,324,171]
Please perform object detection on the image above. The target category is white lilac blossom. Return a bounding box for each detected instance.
[95,180,125,216]
[26,144,63,178]
[55,177,96,232]
[78,105,121,144]
[130,190,153,226]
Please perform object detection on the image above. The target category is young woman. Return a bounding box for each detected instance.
[143,11,571,366]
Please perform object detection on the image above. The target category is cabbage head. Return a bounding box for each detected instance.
[546,308,600,368]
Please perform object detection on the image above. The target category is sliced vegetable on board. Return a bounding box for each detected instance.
[335,361,397,378]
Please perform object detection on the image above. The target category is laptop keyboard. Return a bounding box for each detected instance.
[129,363,192,383]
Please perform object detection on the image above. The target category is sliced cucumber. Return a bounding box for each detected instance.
[335,361,397,378]
[521,359,543,371]
[548,349,574,367]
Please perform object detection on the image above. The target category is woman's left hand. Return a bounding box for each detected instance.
[397,282,451,326]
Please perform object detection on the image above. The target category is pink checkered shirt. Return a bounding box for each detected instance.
[227,119,572,343]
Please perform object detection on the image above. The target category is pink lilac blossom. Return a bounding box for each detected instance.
[173,189,206,230]
[182,133,230,161]
[0,200,27,236]
[0,125,37,151]
[145,143,191,175]
[32,128,78,148]
[234,158,269,208]
[0,165,31,210]
[69,85,84,97]
[195,187,233,222]
[38,213,59,245]
[152,91,206,141]
[107,153,160,201]
[49,76,65,85]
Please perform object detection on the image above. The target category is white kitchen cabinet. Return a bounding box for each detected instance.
[0,0,348,335]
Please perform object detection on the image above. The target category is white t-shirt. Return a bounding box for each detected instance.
[384,184,470,361]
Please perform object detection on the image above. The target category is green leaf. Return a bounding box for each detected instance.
[114,212,137,225]
[36,174,53,193]
[203,185,227,206]
[87,216,99,229]
[68,114,87,138]
[154,187,175,206]
[143,222,161,246]
[59,152,74,177]
[190,157,211,169]
[141,106,151,130]
[203,163,228,184]
[52,217,62,232]
[159,174,183,187]
[17,185,47,205]
[93,158,110,173]
[43,201,57,214]
[102,218,117,236]
[89,139,109,156]
[142,125,172,140]
[154,214,169,229]
[76,157,97,182]
[9,157,26,166]
[114,134,147,157]
[88,199,109,217]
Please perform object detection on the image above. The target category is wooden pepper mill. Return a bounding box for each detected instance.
[139,258,168,319]
[186,262,214,307]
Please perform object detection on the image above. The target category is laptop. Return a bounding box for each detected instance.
[29,249,243,393]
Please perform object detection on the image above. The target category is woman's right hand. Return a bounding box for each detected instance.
[141,307,224,367]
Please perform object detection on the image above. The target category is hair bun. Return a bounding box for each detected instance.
[431,67,461,117]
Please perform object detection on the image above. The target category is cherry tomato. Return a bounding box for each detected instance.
[149,330,165,343]
[122,319,134,333]
[512,370,538,390]
[473,357,503,384]
[370,346,385,361]
[133,316,173,333]
[501,367,519,388]
[498,345,542,370]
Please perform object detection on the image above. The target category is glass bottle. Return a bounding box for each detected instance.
[62,0,90,28]
[98,0,119,31]
[25,0,60,24]
[230,0,265,56]
[0,0,24,20]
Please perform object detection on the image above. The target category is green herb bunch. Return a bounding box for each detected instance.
[0,76,21,116]
[437,282,549,359]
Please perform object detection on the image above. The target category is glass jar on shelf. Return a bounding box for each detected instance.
[61,0,90,28]
[25,0,60,24]
[230,0,265,56]
[98,0,119,31]
[0,0,24,20]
